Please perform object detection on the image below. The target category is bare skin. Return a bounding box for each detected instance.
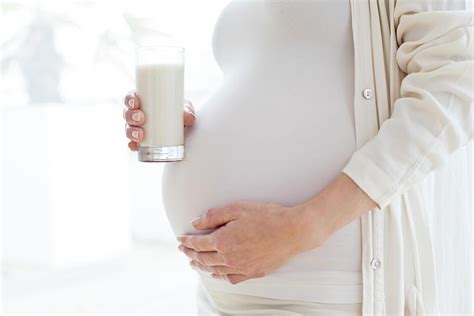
[122,92,378,285]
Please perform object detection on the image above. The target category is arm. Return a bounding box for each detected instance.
[294,172,378,251]
[295,0,473,250]
[341,0,473,211]
[175,0,472,283]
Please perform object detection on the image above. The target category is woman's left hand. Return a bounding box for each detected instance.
[176,200,327,285]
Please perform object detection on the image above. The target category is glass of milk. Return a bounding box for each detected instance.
[135,46,185,162]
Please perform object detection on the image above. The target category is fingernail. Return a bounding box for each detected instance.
[191,216,201,226]
[131,112,141,122]
[131,130,141,139]
[128,98,135,108]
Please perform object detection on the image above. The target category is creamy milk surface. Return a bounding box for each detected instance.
[161,0,363,303]
[136,63,184,147]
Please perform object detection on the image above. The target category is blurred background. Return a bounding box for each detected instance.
[1,0,229,313]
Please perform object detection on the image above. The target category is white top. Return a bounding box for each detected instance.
[333,0,472,314]
[162,0,363,303]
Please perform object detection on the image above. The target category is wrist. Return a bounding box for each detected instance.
[291,172,378,252]
[289,202,329,253]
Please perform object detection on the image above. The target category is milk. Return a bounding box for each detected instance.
[136,63,184,147]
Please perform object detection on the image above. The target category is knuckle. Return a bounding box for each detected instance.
[213,237,228,253]
[213,266,225,274]
[187,248,197,260]
[193,239,203,251]
[187,237,196,249]
[196,253,206,265]
[223,255,236,267]
[204,208,217,222]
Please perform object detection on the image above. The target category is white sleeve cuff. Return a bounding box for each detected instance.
[342,150,400,210]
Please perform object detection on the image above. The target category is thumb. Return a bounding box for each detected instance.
[184,110,196,126]
[192,206,238,230]
[183,99,196,127]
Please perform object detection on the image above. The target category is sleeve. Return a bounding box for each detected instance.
[341,0,473,210]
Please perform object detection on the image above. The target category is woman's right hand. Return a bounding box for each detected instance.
[123,91,196,151]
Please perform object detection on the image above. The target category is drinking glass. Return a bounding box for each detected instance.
[135,46,185,162]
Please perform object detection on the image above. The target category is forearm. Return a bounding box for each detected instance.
[293,172,379,252]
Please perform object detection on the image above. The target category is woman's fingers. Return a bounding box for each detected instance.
[128,141,139,151]
[126,107,192,127]
[190,260,237,275]
[211,273,253,284]
[123,91,142,152]
[184,110,196,126]
[184,99,196,127]
[123,93,195,151]
[124,109,145,126]
[124,91,140,109]
[126,126,144,142]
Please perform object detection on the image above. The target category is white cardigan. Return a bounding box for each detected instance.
[341,0,473,314]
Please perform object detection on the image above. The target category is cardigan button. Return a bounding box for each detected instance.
[370,257,382,270]
[362,88,373,100]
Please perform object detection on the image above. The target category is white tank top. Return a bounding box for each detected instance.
[162,0,362,303]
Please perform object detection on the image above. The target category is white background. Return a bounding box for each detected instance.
[1,0,230,313]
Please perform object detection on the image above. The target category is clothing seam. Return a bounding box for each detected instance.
[376,65,469,206]
[368,0,381,130]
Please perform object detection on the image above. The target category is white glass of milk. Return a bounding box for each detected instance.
[135,46,185,162]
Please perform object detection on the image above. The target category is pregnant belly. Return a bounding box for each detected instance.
[161,61,362,278]
[162,63,357,238]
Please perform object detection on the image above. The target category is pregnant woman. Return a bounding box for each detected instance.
[122,0,473,314]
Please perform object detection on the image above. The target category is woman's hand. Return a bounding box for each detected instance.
[122,91,196,151]
[176,201,327,285]
[176,173,378,285]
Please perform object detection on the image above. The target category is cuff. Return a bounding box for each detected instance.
[341,150,399,210]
